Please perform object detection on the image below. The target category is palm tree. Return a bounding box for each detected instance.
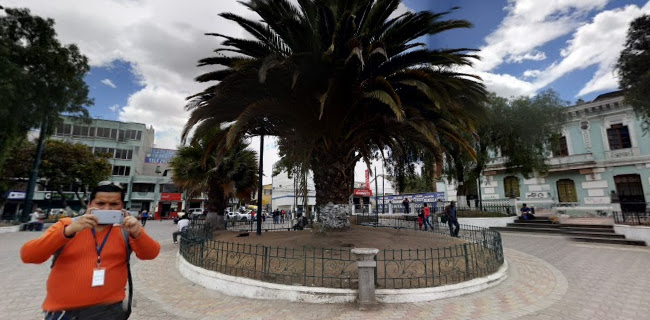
[184,0,487,229]
[170,130,258,229]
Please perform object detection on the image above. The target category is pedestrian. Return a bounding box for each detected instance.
[173,215,190,244]
[402,197,410,214]
[422,203,434,231]
[140,209,149,227]
[417,207,424,230]
[28,208,44,231]
[445,201,460,237]
[280,209,286,223]
[520,203,534,220]
[20,183,160,319]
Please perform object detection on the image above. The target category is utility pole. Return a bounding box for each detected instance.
[382,165,385,214]
[21,116,48,223]
[257,135,264,235]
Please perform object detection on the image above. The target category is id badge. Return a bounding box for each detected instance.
[92,268,106,287]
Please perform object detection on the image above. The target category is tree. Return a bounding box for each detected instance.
[170,129,258,229]
[184,0,487,229]
[1,140,111,209]
[0,7,92,172]
[444,90,567,201]
[617,14,650,125]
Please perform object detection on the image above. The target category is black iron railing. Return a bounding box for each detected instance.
[180,216,504,290]
[613,203,650,225]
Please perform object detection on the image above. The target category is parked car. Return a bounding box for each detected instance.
[188,208,205,219]
[225,211,238,220]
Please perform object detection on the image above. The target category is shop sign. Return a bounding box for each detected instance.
[161,193,182,201]
[7,191,25,200]
[354,189,372,197]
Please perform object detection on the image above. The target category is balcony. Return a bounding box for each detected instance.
[129,192,155,200]
[547,153,596,171]
[604,147,641,161]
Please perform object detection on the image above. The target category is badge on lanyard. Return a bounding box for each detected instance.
[91,227,112,287]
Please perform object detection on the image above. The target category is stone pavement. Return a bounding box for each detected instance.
[2,221,650,319]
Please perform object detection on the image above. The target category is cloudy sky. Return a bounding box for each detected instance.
[4,0,650,184]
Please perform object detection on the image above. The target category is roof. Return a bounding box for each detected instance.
[592,90,623,102]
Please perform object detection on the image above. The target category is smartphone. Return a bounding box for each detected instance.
[92,210,124,225]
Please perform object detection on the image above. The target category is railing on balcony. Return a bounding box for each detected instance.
[604,147,640,161]
[129,191,155,200]
[547,153,595,167]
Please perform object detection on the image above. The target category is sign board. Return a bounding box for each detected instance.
[354,189,373,197]
[7,191,25,200]
[145,148,176,164]
[525,192,551,199]
[365,170,370,190]
[161,193,182,201]
[482,194,500,200]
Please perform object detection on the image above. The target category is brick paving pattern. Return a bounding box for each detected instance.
[2,222,649,319]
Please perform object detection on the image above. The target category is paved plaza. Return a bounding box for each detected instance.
[2,222,649,320]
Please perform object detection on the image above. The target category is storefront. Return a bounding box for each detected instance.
[353,189,373,214]
[156,193,183,219]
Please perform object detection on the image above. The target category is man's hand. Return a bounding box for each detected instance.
[121,210,142,238]
[64,211,99,237]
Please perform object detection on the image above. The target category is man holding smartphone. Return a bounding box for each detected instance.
[21,183,161,319]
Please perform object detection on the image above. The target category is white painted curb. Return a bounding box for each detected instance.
[613,224,650,245]
[0,225,20,234]
[178,253,509,304]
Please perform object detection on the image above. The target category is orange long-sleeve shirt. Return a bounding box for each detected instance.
[20,218,160,312]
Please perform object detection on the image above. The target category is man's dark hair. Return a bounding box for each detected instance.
[89,184,125,203]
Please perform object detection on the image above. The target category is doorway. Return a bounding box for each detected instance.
[556,179,578,203]
[615,174,646,213]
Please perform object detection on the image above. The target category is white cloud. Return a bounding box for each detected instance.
[476,0,608,72]
[108,104,120,112]
[506,51,547,63]
[101,78,117,88]
[522,69,541,79]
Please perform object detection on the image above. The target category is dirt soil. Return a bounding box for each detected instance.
[212,225,466,250]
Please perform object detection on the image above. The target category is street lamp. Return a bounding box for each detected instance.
[256,135,263,235]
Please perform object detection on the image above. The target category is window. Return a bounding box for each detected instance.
[504,176,520,198]
[264,189,272,196]
[132,183,155,192]
[94,147,115,157]
[110,129,117,139]
[55,124,72,136]
[112,165,131,176]
[72,125,82,136]
[607,124,632,150]
[160,184,179,193]
[96,127,111,138]
[115,149,133,160]
[88,127,95,137]
[552,136,569,157]
[136,131,142,140]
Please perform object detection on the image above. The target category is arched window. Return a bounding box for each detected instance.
[504,176,520,198]
[556,179,577,203]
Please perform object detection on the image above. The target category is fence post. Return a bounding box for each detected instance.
[351,248,379,310]
[462,243,470,279]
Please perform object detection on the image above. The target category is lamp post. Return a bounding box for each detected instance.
[256,135,264,235]
[21,116,48,223]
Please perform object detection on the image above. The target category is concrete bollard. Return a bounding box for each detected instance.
[351,248,380,310]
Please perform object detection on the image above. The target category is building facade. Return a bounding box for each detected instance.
[482,92,650,214]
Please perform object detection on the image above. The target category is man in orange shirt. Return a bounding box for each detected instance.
[21,184,160,319]
[422,203,434,231]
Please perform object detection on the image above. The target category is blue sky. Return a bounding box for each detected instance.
[7,0,650,184]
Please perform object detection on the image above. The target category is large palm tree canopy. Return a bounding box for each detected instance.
[185,0,487,207]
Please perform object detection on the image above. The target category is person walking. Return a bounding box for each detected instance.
[173,215,190,244]
[280,209,286,224]
[422,203,434,231]
[140,209,149,227]
[445,201,460,237]
[402,197,410,214]
[20,183,160,319]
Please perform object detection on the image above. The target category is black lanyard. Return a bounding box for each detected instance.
[91,226,113,267]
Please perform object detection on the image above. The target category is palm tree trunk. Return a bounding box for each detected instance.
[311,150,356,230]
[207,176,226,230]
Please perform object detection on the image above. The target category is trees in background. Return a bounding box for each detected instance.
[617,14,650,128]
[0,7,92,172]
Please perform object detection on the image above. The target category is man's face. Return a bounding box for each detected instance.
[89,192,124,210]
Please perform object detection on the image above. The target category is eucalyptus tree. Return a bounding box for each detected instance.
[184,0,487,229]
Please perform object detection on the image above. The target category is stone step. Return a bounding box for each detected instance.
[559,224,614,229]
[506,223,561,229]
[491,227,564,234]
[512,219,554,224]
[560,227,616,233]
[563,231,626,239]
[571,237,646,246]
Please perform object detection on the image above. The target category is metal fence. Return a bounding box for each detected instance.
[180,217,504,290]
[613,203,650,225]
[225,219,301,232]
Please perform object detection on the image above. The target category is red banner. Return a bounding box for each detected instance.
[354,189,373,196]
[365,170,370,190]
[161,193,182,201]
